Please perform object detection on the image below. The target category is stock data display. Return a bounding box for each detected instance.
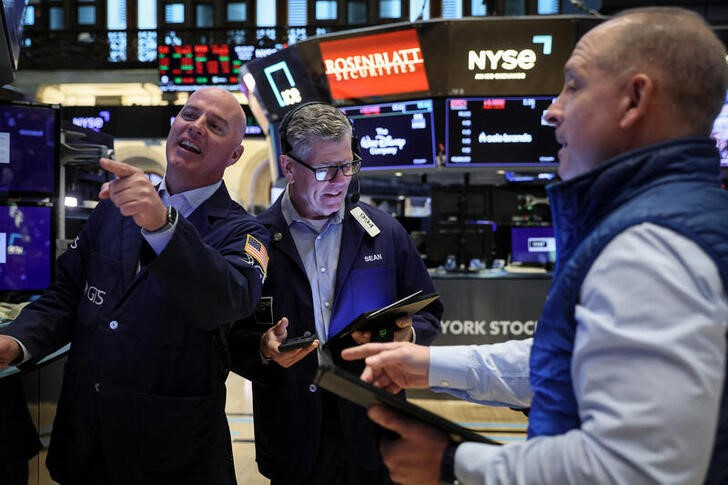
[445,96,559,167]
[340,99,437,170]
[158,44,242,92]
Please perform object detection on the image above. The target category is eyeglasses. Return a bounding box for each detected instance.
[287,153,362,182]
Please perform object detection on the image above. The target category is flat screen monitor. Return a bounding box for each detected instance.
[158,44,243,92]
[340,99,437,171]
[711,91,728,168]
[0,101,59,196]
[0,203,54,296]
[445,96,559,167]
[510,226,555,266]
[0,0,25,85]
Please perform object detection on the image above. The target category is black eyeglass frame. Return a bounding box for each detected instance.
[286,153,362,182]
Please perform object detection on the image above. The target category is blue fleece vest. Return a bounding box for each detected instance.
[528,138,728,483]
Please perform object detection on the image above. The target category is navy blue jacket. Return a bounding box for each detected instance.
[231,197,442,484]
[3,183,268,485]
[530,139,728,483]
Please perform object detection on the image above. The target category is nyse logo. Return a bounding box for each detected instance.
[84,282,106,306]
[467,34,553,81]
[468,49,537,71]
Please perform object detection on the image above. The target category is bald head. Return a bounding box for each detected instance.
[592,7,727,135]
[188,87,247,144]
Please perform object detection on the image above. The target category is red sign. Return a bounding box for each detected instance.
[319,29,429,100]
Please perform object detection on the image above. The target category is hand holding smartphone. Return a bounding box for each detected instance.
[278,332,318,352]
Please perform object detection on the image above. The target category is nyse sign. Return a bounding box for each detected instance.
[432,275,551,346]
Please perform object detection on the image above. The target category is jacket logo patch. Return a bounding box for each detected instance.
[84,282,106,306]
[364,254,383,262]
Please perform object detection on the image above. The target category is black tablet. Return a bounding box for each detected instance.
[314,364,501,445]
[324,291,440,348]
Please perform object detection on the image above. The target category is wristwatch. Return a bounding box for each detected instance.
[148,206,178,233]
[440,441,460,484]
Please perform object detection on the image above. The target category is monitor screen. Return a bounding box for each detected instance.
[445,96,559,167]
[711,91,728,168]
[0,102,59,196]
[511,226,556,266]
[0,204,53,294]
[340,99,437,171]
[158,44,243,92]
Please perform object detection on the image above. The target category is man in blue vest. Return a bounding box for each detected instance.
[0,87,269,484]
[343,7,728,484]
[230,102,443,484]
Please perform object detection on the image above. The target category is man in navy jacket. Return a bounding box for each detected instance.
[231,102,442,484]
[0,87,268,484]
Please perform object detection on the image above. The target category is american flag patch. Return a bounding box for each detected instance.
[244,234,269,273]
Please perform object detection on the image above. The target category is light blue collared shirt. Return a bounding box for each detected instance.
[280,186,345,343]
[142,178,222,254]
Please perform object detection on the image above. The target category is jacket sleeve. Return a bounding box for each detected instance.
[147,214,269,331]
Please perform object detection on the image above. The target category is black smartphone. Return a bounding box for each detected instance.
[278,333,318,352]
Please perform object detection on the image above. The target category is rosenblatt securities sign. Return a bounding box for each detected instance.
[319,29,429,101]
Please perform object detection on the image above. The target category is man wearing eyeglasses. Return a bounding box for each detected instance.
[230,102,442,484]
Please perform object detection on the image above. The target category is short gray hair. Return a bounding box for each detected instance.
[599,7,728,135]
[282,103,352,160]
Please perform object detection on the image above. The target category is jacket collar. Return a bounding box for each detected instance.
[547,137,720,255]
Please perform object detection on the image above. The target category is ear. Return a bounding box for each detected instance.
[227,145,245,167]
[279,154,295,183]
[619,73,653,130]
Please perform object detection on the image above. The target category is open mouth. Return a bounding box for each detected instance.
[179,139,201,154]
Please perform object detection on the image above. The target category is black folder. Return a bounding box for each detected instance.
[314,364,501,445]
[324,290,440,348]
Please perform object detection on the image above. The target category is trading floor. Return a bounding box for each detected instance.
[26,371,528,484]
[224,373,528,484]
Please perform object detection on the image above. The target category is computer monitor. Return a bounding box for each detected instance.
[0,203,54,298]
[340,99,437,171]
[510,226,556,266]
[445,96,559,167]
[0,0,25,85]
[0,101,60,197]
[426,221,493,268]
[711,91,728,168]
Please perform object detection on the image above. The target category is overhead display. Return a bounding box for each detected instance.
[158,44,242,92]
[442,18,593,95]
[445,96,559,167]
[319,29,429,101]
[240,46,322,123]
[0,102,59,196]
[62,105,263,138]
[341,99,437,170]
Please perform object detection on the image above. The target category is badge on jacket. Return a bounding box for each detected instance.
[350,207,380,237]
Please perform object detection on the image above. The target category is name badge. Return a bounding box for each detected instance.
[350,207,380,237]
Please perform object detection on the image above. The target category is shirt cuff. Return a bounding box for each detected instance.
[141,217,178,254]
[428,345,475,390]
[10,336,31,364]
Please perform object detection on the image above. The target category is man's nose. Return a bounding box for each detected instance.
[543,99,562,127]
[188,116,205,135]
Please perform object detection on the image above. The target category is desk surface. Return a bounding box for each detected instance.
[0,321,70,380]
[429,268,552,280]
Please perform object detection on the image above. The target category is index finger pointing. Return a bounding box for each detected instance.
[341,342,399,361]
[100,158,140,178]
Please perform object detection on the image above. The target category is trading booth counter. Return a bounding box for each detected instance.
[430,269,551,346]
